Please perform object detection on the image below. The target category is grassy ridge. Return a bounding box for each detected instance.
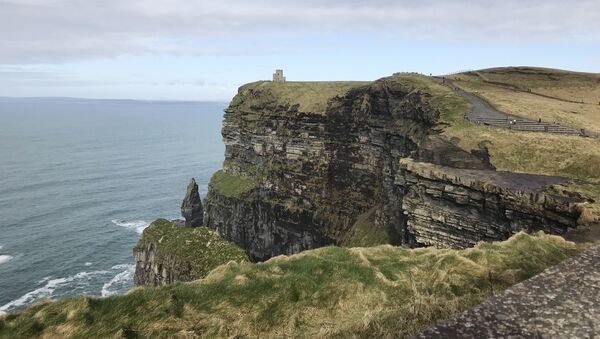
[410,72,600,224]
[412,73,600,181]
[232,81,370,115]
[207,170,257,198]
[474,67,600,104]
[134,219,249,282]
[448,68,600,134]
[0,232,582,338]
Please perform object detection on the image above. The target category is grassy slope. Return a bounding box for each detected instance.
[135,219,249,280]
[207,170,257,198]
[232,81,370,114]
[341,208,392,247]
[422,71,600,223]
[448,67,600,133]
[420,72,600,181]
[476,67,600,104]
[0,233,582,338]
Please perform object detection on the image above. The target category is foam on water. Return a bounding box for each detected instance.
[111,219,150,234]
[0,270,108,313]
[101,264,135,297]
[0,255,13,265]
[0,99,226,313]
[0,264,138,313]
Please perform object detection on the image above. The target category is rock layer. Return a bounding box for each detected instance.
[202,74,587,261]
[133,219,248,287]
[399,159,585,248]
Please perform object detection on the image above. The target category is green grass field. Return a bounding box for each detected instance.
[231,80,370,114]
[448,67,600,133]
[0,232,582,338]
[207,170,257,198]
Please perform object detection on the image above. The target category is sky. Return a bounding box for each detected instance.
[1,0,599,101]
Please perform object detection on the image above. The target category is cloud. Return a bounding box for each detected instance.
[0,0,599,64]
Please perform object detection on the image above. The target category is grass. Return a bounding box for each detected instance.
[406,72,600,224]
[342,208,392,247]
[135,219,249,282]
[408,73,600,181]
[474,67,600,104]
[0,232,583,338]
[448,68,600,133]
[207,170,257,198]
[231,81,370,114]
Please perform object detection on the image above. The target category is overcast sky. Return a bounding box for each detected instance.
[1,0,599,100]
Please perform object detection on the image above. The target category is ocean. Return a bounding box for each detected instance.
[0,98,226,313]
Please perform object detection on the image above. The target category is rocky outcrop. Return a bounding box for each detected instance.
[202,74,587,261]
[181,178,203,227]
[203,75,498,260]
[133,219,248,287]
[399,159,586,248]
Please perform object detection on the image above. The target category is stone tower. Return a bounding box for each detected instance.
[273,69,286,83]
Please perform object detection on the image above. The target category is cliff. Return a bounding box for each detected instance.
[203,74,587,260]
[133,219,248,287]
[399,159,586,248]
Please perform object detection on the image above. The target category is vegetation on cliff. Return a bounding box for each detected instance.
[207,170,257,198]
[0,232,582,338]
[450,67,600,133]
[441,67,600,181]
[341,208,392,247]
[230,81,369,114]
[134,219,248,286]
[424,67,600,225]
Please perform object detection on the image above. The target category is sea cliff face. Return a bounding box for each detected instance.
[399,159,584,248]
[201,74,585,261]
[133,219,248,287]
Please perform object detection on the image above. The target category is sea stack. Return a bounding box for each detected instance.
[181,178,203,227]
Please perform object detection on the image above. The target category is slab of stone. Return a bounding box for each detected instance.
[415,243,600,338]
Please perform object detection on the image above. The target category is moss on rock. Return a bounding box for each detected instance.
[207,170,257,198]
[133,219,248,286]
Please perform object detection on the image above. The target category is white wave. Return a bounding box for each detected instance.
[0,269,109,313]
[37,276,52,284]
[111,263,132,270]
[101,264,135,297]
[84,262,93,266]
[0,276,71,313]
[111,219,149,234]
[0,255,13,265]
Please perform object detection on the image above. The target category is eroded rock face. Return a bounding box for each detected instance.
[203,76,497,260]
[202,75,585,261]
[399,159,585,248]
[181,178,203,227]
[133,219,248,287]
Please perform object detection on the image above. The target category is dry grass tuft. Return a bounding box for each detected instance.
[0,232,582,339]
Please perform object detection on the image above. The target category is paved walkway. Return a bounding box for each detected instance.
[439,78,596,138]
[415,243,600,338]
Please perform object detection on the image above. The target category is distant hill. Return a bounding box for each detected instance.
[448,66,600,133]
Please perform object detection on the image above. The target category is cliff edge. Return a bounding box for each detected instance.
[202,74,589,260]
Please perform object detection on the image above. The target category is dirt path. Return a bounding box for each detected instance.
[439,78,596,138]
[415,243,600,338]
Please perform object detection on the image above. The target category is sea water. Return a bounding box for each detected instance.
[0,98,226,313]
